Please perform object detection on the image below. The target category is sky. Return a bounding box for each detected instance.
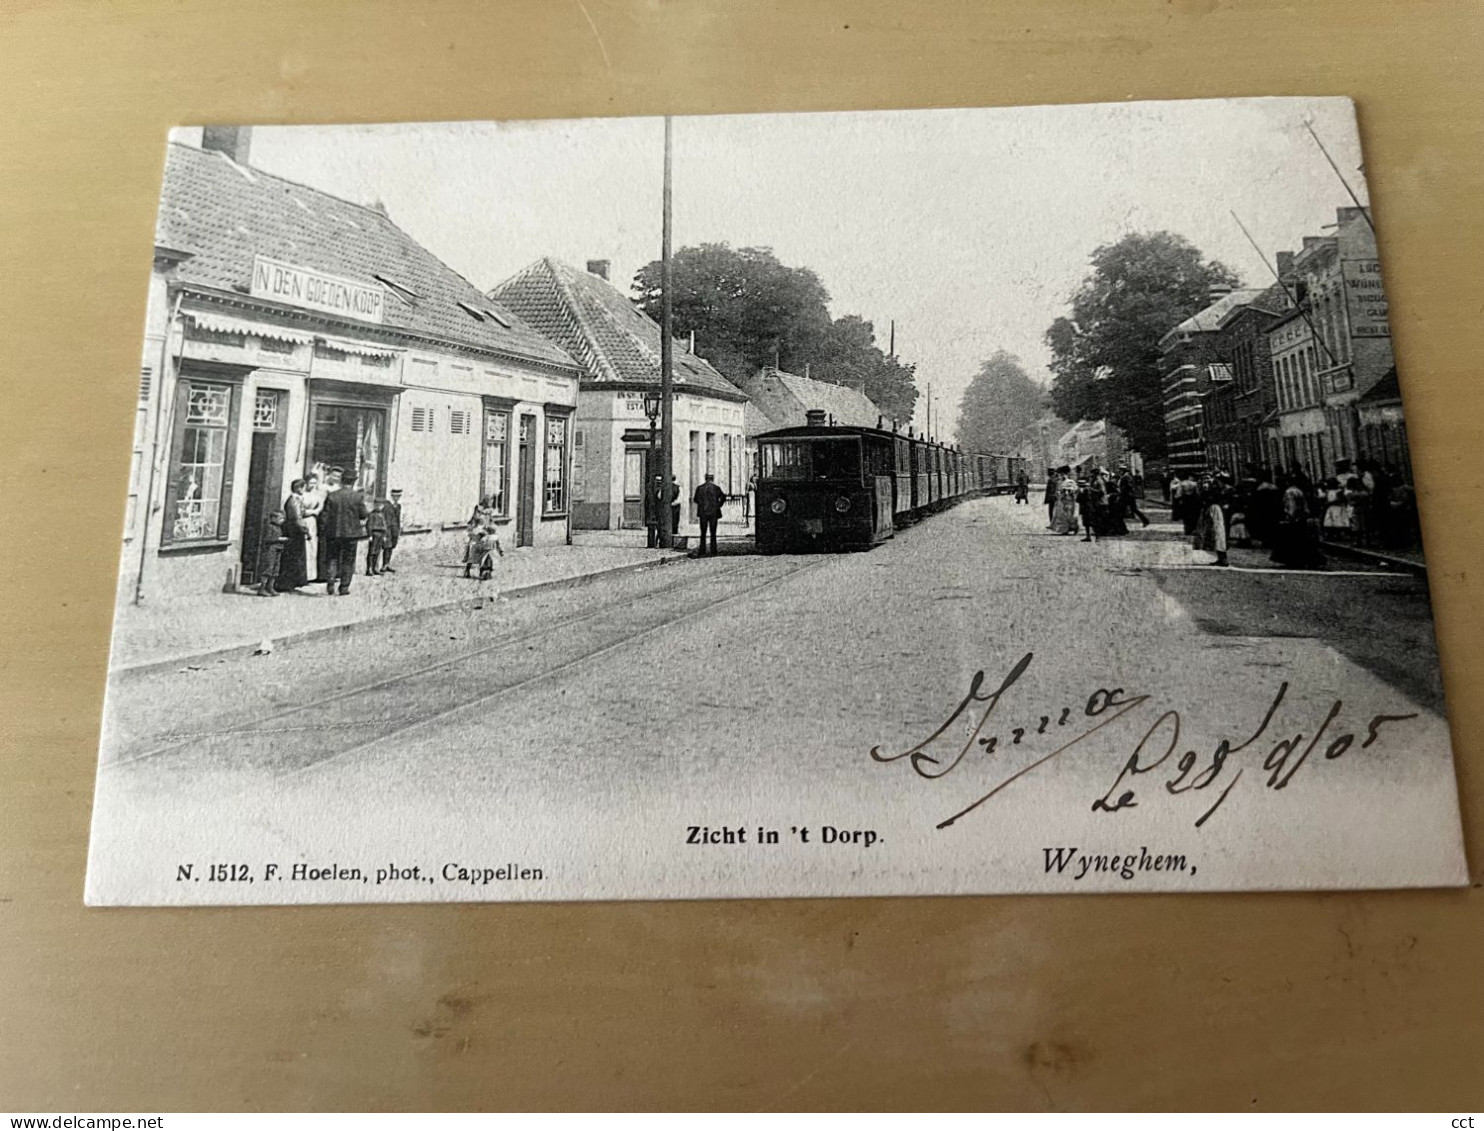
[202,98,1368,440]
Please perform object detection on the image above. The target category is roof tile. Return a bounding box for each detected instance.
[157,143,578,370]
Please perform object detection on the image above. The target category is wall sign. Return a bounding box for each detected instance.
[251,255,386,324]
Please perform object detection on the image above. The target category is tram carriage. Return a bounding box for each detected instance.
[754,409,1023,552]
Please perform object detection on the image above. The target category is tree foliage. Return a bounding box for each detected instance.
[1046,232,1241,458]
[955,351,1047,457]
[633,243,918,422]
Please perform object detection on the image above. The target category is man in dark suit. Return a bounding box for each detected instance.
[644,476,661,548]
[381,487,403,572]
[693,472,726,556]
[320,468,370,595]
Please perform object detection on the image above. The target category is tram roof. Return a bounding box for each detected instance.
[756,423,965,448]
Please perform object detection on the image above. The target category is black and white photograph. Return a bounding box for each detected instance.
[85,98,1466,904]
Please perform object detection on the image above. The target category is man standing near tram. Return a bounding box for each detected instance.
[693,472,726,557]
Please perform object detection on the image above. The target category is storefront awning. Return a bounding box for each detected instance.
[185,308,312,344]
[316,335,401,359]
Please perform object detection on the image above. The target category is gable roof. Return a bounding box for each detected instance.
[487,258,746,401]
[156,142,578,370]
[731,367,887,436]
[1159,288,1269,348]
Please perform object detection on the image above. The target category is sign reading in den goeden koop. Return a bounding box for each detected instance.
[250,255,386,324]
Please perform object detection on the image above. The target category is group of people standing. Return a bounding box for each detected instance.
[1044,465,1149,543]
[1166,460,1417,569]
[641,472,728,556]
[255,470,403,597]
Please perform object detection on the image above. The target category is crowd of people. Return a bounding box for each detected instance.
[253,469,404,597]
[1164,459,1419,569]
[1043,464,1150,543]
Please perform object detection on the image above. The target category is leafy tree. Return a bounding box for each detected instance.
[633,244,832,380]
[633,243,918,422]
[809,314,918,423]
[955,351,1047,456]
[1045,232,1241,458]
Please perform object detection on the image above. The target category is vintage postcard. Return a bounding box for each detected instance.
[86,98,1466,905]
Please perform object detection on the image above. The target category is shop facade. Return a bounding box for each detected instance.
[490,258,749,535]
[121,138,581,605]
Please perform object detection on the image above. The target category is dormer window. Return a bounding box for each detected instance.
[374,274,420,305]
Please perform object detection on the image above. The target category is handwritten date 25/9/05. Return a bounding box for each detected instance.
[869,651,1417,831]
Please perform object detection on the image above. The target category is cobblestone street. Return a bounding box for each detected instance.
[89,496,1463,903]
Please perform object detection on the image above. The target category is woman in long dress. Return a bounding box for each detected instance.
[300,473,325,582]
[1192,480,1229,566]
[1051,471,1079,535]
[275,478,312,590]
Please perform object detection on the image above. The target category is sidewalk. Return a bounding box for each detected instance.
[109,542,683,675]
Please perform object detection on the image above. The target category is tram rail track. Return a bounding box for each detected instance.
[105,554,830,778]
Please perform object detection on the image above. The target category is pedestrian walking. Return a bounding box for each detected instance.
[1014,468,1030,505]
[693,472,726,556]
[1043,468,1058,529]
[319,468,369,595]
[669,475,682,538]
[381,488,403,572]
[365,498,389,575]
[1270,481,1326,568]
[255,510,288,597]
[1118,466,1150,527]
[275,478,312,591]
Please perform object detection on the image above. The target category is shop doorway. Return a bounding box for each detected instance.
[517,413,537,547]
[308,400,387,499]
[622,447,647,528]
[239,388,287,586]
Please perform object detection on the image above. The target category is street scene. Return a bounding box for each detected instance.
[86,100,1466,903]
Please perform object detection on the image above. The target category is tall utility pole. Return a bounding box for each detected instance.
[659,116,675,549]
[926,381,933,439]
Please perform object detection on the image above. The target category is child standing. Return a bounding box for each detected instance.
[476,526,504,582]
[365,498,389,576]
[256,510,288,597]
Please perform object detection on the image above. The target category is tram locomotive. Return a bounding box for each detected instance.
[754,410,1026,552]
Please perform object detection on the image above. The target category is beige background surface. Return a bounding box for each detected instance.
[1,0,1480,1112]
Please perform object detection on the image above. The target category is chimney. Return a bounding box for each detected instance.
[586,259,610,281]
[1275,250,1295,279]
[1337,206,1367,226]
[1302,236,1322,251]
[805,408,828,427]
[201,125,252,165]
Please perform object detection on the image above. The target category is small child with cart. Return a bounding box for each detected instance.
[463,523,505,582]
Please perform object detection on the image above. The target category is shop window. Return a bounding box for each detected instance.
[483,409,509,515]
[543,416,568,514]
[162,380,238,545]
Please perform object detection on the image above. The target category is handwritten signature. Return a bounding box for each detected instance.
[869,652,1418,830]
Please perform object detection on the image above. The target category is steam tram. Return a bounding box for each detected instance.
[754,411,1026,552]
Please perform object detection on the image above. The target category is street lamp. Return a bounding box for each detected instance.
[643,389,661,523]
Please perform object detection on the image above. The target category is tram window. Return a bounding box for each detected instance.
[760,438,861,481]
